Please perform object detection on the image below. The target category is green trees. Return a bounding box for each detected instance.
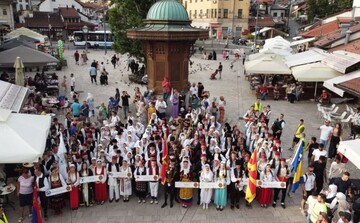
[108,0,156,61]
[306,0,353,22]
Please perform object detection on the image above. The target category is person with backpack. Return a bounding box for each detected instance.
[353,197,360,223]
[271,114,285,139]
[301,165,316,215]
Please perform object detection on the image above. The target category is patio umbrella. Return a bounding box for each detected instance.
[14,56,24,86]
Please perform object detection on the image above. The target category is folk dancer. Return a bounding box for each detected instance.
[79,162,93,207]
[34,166,50,220]
[230,160,245,209]
[134,160,148,203]
[161,161,178,208]
[273,158,289,208]
[179,159,193,208]
[147,157,160,204]
[94,160,108,205]
[214,161,230,211]
[257,164,275,208]
[67,164,80,210]
[107,156,120,203]
[119,160,132,202]
[48,166,66,215]
[199,164,213,210]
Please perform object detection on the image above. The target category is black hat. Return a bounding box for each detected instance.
[235,159,242,166]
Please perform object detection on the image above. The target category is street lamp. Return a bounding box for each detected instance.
[82,25,89,52]
[48,24,52,46]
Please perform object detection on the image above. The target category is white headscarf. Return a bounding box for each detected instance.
[326,184,338,199]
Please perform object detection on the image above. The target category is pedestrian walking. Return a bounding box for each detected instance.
[89,66,97,85]
[218,62,223,79]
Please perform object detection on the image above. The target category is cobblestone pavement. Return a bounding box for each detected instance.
[4,49,359,223]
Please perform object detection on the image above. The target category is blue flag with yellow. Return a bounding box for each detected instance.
[291,141,305,193]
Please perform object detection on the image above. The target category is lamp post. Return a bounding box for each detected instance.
[48,13,52,46]
[82,25,89,52]
[102,6,108,55]
[253,3,259,54]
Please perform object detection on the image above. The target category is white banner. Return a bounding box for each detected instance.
[80,175,102,184]
[199,182,227,189]
[257,180,286,188]
[135,175,159,182]
[175,182,200,188]
[108,172,132,178]
[45,185,72,197]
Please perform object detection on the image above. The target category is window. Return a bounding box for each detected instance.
[237,9,243,18]
[26,5,29,10]
[185,1,187,9]
[2,9,7,16]
[211,9,214,18]
[25,0,29,2]
[273,12,278,17]
[223,9,228,18]
[200,9,203,17]
[189,10,192,18]
[218,9,221,18]
[194,9,197,18]
[214,9,217,18]
[195,0,197,2]
[206,9,209,18]
[19,0,22,2]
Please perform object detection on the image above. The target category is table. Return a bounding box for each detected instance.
[0,184,16,210]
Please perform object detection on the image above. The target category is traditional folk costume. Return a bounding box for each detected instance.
[218,96,226,123]
[107,159,120,202]
[257,168,275,207]
[67,165,80,210]
[79,167,93,207]
[147,161,160,204]
[48,172,66,214]
[179,161,193,208]
[161,165,177,208]
[119,161,132,201]
[199,164,213,209]
[214,163,230,211]
[230,160,245,209]
[94,161,108,204]
[134,163,147,203]
[273,159,289,208]
[35,173,50,219]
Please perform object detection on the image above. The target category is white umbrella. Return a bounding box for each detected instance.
[14,56,24,86]
[0,109,51,163]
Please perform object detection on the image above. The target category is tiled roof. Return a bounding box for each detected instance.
[65,20,96,30]
[329,39,360,54]
[59,7,80,18]
[25,12,64,28]
[0,0,13,4]
[249,15,274,27]
[336,77,360,97]
[314,22,360,47]
[82,2,102,10]
[300,20,340,37]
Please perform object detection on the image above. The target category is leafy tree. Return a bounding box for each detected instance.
[307,0,353,22]
[108,0,156,62]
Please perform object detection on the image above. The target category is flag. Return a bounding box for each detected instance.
[245,149,257,203]
[32,185,42,223]
[291,140,305,193]
[160,133,168,185]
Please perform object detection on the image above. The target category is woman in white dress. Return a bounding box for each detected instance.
[119,160,132,202]
[200,164,213,210]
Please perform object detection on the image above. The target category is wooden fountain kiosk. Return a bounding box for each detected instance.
[127,0,208,93]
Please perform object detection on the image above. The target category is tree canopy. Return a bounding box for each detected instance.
[307,0,353,22]
[108,0,156,61]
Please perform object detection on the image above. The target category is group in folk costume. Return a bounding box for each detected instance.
[67,164,80,210]
[199,164,213,209]
[272,158,290,208]
[134,160,147,203]
[214,161,230,211]
[48,166,66,215]
[230,159,247,209]
[178,159,193,208]
[94,160,107,205]
[79,162,93,207]
[119,159,132,201]
[147,158,161,204]
[257,164,276,207]
[107,156,120,203]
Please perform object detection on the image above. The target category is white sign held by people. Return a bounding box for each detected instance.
[80,175,102,184]
[175,182,200,188]
[257,180,286,188]
[108,172,132,178]
[135,175,159,182]
[46,185,72,197]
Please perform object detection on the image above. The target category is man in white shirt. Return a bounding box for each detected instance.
[311,143,327,163]
[155,97,167,120]
[189,83,198,96]
[34,166,50,220]
[300,166,316,213]
[318,120,333,149]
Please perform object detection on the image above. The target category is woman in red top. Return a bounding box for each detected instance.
[273,158,289,208]
[162,76,171,103]
[67,164,80,210]
[94,160,108,205]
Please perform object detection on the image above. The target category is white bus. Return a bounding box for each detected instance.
[73,30,114,48]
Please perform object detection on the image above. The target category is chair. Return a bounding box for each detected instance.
[340,114,353,129]
[321,104,335,112]
[331,111,347,121]
[317,103,324,118]
[327,106,339,115]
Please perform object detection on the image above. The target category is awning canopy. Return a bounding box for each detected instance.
[335,77,360,98]
[323,70,360,97]
[0,80,29,113]
[321,51,360,74]
[291,62,342,82]
[0,45,58,68]
[245,54,292,75]
[5,27,46,43]
[338,139,360,169]
[0,39,36,51]
[290,37,316,46]
[285,48,326,68]
[0,109,51,163]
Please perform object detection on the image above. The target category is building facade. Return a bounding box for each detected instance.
[182,0,250,39]
[15,0,33,11]
[0,0,14,40]
[38,0,84,14]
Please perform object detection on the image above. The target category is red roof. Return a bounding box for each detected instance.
[65,21,96,30]
[300,20,340,38]
[59,7,80,18]
[314,22,360,47]
[336,77,360,97]
[249,15,274,27]
[25,12,64,28]
[329,39,360,54]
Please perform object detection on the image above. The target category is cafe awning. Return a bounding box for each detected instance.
[323,70,360,97]
[0,80,29,113]
[290,37,316,47]
[245,54,292,75]
[285,48,326,68]
[338,139,360,169]
[291,62,342,82]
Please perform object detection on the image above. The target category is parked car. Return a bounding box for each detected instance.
[232,38,249,46]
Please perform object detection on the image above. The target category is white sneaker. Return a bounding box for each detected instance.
[142,199,146,203]
[155,200,158,204]
[150,200,154,204]
[203,204,205,210]
[138,199,141,203]
[206,204,208,209]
